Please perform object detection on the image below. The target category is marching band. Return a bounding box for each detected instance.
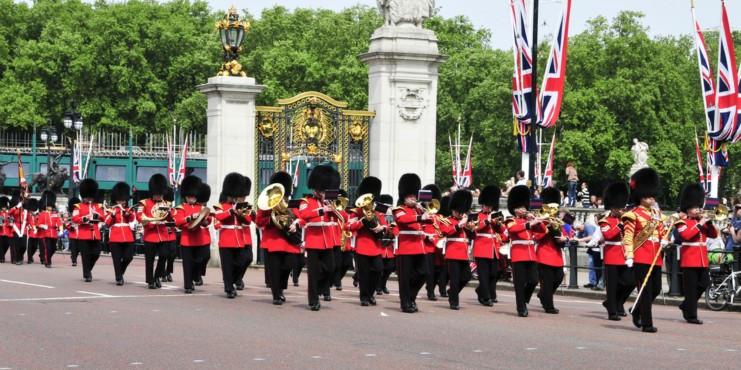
[0,166,730,333]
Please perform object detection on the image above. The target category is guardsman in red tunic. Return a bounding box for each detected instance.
[473,185,507,307]
[234,174,255,290]
[256,171,302,305]
[376,194,396,296]
[71,179,104,282]
[66,197,81,266]
[599,182,633,321]
[137,174,175,289]
[331,189,354,294]
[393,173,431,313]
[37,191,61,268]
[173,176,212,294]
[9,191,31,264]
[297,165,341,311]
[0,196,10,263]
[622,168,666,333]
[26,198,40,264]
[505,185,545,317]
[105,182,136,285]
[533,187,568,314]
[421,184,442,301]
[676,183,718,325]
[214,173,252,299]
[347,177,389,306]
[195,183,213,285]
[439,190,474,310]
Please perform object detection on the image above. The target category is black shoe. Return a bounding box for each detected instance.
[518,309,529,317]
[401,306,415,313]
[427,294,438,301]
[353,279,359,288]
[376,289,383,296]
[545,308,559,314]
[583,283,595,288]
[45,264,51,268]
[116,279,124,286]
[185,288,193,294]
[155,278,162,288]
[686,318,703,325]
[382,287,389,294]
[72,262,77,267]
[148,283,156,289]
[15,261,23,265]
[335,285,343,291]
[642,326,658,333]
[481,300,493,307]
[280,295,286,302]
[226,290,237,299]
[323,294,332,302]
[293,281,299,287]
[361,300,369,306]
[235,280,245,290]
[450,304,460,310]
[492,298,498,303]
[0,259,4,263]
[608,314,621,321]
[27,260,33,264]
[632,313,642,328]
[273,299,283,305]
[411,302,418,312]
[166,274,173,282]
[309,303,321,311]
[618,311,627,317]
[369,297,377,306]
[84,277,92,283]
[194,279,203,286]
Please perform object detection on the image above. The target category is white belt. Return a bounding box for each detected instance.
[148,221,166,225]
[446,238,468,243]
[476,233,495,238]
[113,223,130,227]
[681,242,705,247]
[305,222,338,227]
[220,225,243,230]
[604,241,622,246]
[398,230,425,236]
[646,237,660,243]
[511,240,534,245]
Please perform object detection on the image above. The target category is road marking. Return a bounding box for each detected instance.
[129,362,143,365]
[725,349,738,352]
[576,347,586,350]
[193,359,205,363]
[473,349,483,353]
[17,313,26,316]
[0,279,54,289]
[311,356,322,359]
[110,310,118,314]
[152,309,161,312]
[526,348,537,351]
[677,348,687,351]
[77,290,115,298]
[419,352,431,355]
[365,354,377,357]
[64,312,72,315]
[0,293,212,303]
[67,365,80,368]
[0,367,12,369]
[380,312,389,317]
[253,358,265,361]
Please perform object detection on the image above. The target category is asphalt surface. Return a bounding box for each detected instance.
[1,254,740,370]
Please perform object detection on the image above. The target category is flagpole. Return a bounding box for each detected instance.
[527,0,539,190]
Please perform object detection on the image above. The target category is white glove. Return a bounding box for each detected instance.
[625,258,634,268]
[660,240,669,248]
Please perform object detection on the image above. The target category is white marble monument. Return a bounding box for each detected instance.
[629,138,649,176]
[361,0,446,198]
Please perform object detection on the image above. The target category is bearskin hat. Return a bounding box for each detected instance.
[679,183,706,213]
[507,185,531,214]
[479,185,501,209]
[270,171,293,197]
[10,190,21,207]
[40,190,56,209]
[603,182,629,210]
[197,183,211,204]
[541,187,561,205]
[164,187,174,202]
[629,167,660,204]
[111,182,131,203]
[422,184,442,201]
[148,173,168,196]
[377,194,393,206]
[218,192,227,203]
[449,190,473,214]
[439,195,452,217]
[180,175,202,198]
[68,196,80,212]
[308,165,339,192]
[357,177,382,199]
[241,175,252,197]
[398,173,421,201]
[24,197,38,212]
[0,196,8,209]
[221,172,244,198]
[79,178,98,199]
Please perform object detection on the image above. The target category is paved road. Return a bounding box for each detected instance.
[0,254,739,370]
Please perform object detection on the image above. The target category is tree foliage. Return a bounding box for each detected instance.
[0,1,738,203]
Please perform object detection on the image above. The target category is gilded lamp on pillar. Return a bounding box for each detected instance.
[216,6,250,77]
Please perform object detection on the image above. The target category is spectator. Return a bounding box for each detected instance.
[515,170,527,186]
[725,204,741,252]
[578,182,590,208]
[575,216,602,289]
[565,162,578,207]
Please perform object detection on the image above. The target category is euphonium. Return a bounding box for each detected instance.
[355,193,378,227]
[257,183,301,245]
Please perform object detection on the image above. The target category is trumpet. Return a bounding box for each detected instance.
[703,204,729,222]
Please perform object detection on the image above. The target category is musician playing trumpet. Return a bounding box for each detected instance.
[137,174,175,289]
[438,189,474,310]
[104,182,136,285]
[72,179,104,282]
[533,187,569,314]
[472,185,507,307]
[173,176,212,294]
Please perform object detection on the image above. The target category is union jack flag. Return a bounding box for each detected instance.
[710,0,738,142]
[692,7,716,134]
[175,136,188,186]
[541,131,556,188]
[537,0,572,128]
[509,0,534,153]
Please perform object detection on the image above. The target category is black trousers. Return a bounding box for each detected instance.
[262,248,271,287]
[13,236,28,263]
[512,261,538,313]
[109,242,134,282]
[26,237,39,262]
[425,253,438,297]
[292,253,306,284]
[588,250,603,285]
[475,257,499,303]
[447,259,472,306]
[306,249,335,305]
[40,238,57,266]
[165,242,178,276]
[181,246,210,290]
[200,248,211,278]
[267,251,297,300]
[144,242,172,284]
[633,263,662,328]
[235,246,253,284]
[538,264,564,310]
[356,254,382,302]
[219,247,251,293]
[604,264,634,316]
[377,257,395,292]
[69,238,79,264]
[397,254,427,309]
[333,249,354,287]
[681,267,709,320]
[0,236,10,262]
[78,239,101,279]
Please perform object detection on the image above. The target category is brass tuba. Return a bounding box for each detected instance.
[257,183,301,245]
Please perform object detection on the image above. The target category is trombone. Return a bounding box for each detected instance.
[703,204,729,222]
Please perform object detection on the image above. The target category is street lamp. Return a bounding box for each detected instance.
[215,5,249,77]
[63,102,84,197]
[39,121,58,184]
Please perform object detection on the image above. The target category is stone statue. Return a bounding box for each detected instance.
[0,162,7,191]
[31,154,69,194]
[629,138,649,175]
[377,0,435,27]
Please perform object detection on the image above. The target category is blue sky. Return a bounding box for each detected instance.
[204,0,741,50]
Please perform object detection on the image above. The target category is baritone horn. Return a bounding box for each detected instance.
[257,183,302,245]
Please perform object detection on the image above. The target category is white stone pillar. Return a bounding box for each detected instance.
[197,76,265,266]
[360,26,446,200]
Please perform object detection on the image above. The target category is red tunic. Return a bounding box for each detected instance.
[534,227,564,267]
[600,216,625,266]
[346,208,388,257]
[71,202,103,241]
[392,205,426,255]
[136,199,176,243]
[255,208,301,254]
[28,214,41,239]
[1,209,11,237]
[36,211,62,239]
[622,206,666,266]
[297,196,339,250]
[677,218,718,268]
[505,217,543,263]
[173,203,212,247]
[9,207,32,238]
[440,216,469,261]
[104,207,136,243]
[472,212,506,260]
[213,202,249,248]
